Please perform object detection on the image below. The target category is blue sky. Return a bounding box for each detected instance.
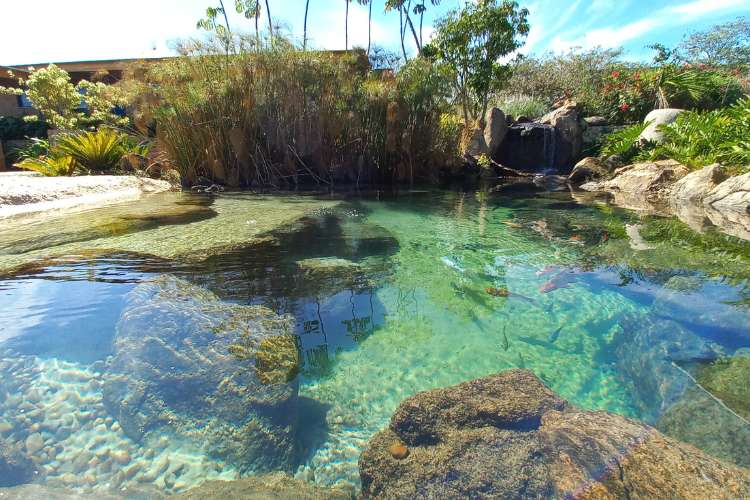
[1,0,749,66]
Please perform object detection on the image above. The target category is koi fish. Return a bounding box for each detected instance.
[501,325,510,351]
[548,326,563,343]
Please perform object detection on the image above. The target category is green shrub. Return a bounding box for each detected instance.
[600,122,649,162]
[490,93,548,119]
[0,116,49,141]
[639,98,750,171]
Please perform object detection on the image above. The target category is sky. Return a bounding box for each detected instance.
[1,0,749,66]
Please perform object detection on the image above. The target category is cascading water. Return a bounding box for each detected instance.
[541,124,557,171]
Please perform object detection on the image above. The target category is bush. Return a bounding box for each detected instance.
[16,155,77,177]
[0,116,49,141]
[638,98,750,172]
[600,122,649,162]
[601,65,745,123]
[505,48,624,117]
[490,93,548,119]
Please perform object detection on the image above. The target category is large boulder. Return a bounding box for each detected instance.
[540,103,583,169]
[359,369,750,499]
[102,275,302,473]
[495,122,558,173]
[0,441,37,487]
[568,157,609,185]
[669,163,728,205]
[639,109,684,144]
[483,108,508,158]
[173,472,351,499]
[704,172,750,213]
[581,160,689,200]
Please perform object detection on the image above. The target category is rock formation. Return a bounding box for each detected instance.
[359,369,750,499]
[0,441,36,487]
[102,275,302,473]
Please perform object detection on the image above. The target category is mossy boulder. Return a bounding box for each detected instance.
[696,357,750,421]
[102,275,302,473]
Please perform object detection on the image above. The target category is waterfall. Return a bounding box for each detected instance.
[542,125,557,170]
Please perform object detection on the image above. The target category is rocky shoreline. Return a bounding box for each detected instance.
[0,172,173,220]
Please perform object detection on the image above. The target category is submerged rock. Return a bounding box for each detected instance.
[172,472,351,499]
[102,275,301,473]
[0,441,37,487]
[359,369,750,499]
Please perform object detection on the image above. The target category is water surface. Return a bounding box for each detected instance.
[0,190,748,496]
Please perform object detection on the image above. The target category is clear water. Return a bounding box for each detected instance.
[0,190,748,497]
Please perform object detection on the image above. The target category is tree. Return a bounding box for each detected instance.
[413,0,441,50]
[0,65,129,130]
[366,0,373,55]
[676,17,750,67]
[345,0,351,50]
[428,0,529,125]
[265,0,273,36]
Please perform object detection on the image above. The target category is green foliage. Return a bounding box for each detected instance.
[600,122,649,161]
[428,0,529,123]
[56,128,130,172]
[16,155,78,177]
[506,48,623,117]
[490,93,548,119]
[0,64,129,130]
[0,116,49,141]
[638,98,750,172]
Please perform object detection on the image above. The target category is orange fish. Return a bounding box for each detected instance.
[486,287,510,297]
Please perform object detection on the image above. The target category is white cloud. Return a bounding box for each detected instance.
[550,18,660,52]
[669,0,747,18]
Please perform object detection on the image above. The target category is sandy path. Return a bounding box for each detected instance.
[0,172,173,219]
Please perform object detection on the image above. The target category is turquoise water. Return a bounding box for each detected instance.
[0,190,748,496]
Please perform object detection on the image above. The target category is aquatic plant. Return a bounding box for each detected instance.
[130,35,458,187]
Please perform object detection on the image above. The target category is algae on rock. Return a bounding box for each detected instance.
[102,275,303,473]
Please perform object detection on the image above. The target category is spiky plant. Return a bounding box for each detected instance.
[56,128,128,172]
[16,155,78,176]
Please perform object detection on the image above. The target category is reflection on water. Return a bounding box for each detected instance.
[0,189,749,496]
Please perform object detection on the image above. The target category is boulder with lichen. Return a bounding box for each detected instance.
[359,369,750,499]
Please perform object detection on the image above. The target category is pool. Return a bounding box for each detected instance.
[0,189,748,496]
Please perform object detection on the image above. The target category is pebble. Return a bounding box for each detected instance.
[25,433,45,454]
[388,440,410,460]
[112,450,131,465]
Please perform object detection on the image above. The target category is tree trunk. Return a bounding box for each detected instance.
[345,0,349,50]
[367,0,373,56]
[265,0,273,36]
[303,0,310,50]
[399,6,407,61]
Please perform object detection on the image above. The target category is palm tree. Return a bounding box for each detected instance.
[303,0,311,50]
[357,0,372,56]
[385,0,408,60]
[414,0,440,49]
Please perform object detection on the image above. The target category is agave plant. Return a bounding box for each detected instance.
[16,155,78,177]
[56,128,128,172]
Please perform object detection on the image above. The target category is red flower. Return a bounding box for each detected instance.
[611,70,621,78]
[619,103,630,112]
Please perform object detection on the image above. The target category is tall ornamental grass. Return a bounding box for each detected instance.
[129,37,458,187]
